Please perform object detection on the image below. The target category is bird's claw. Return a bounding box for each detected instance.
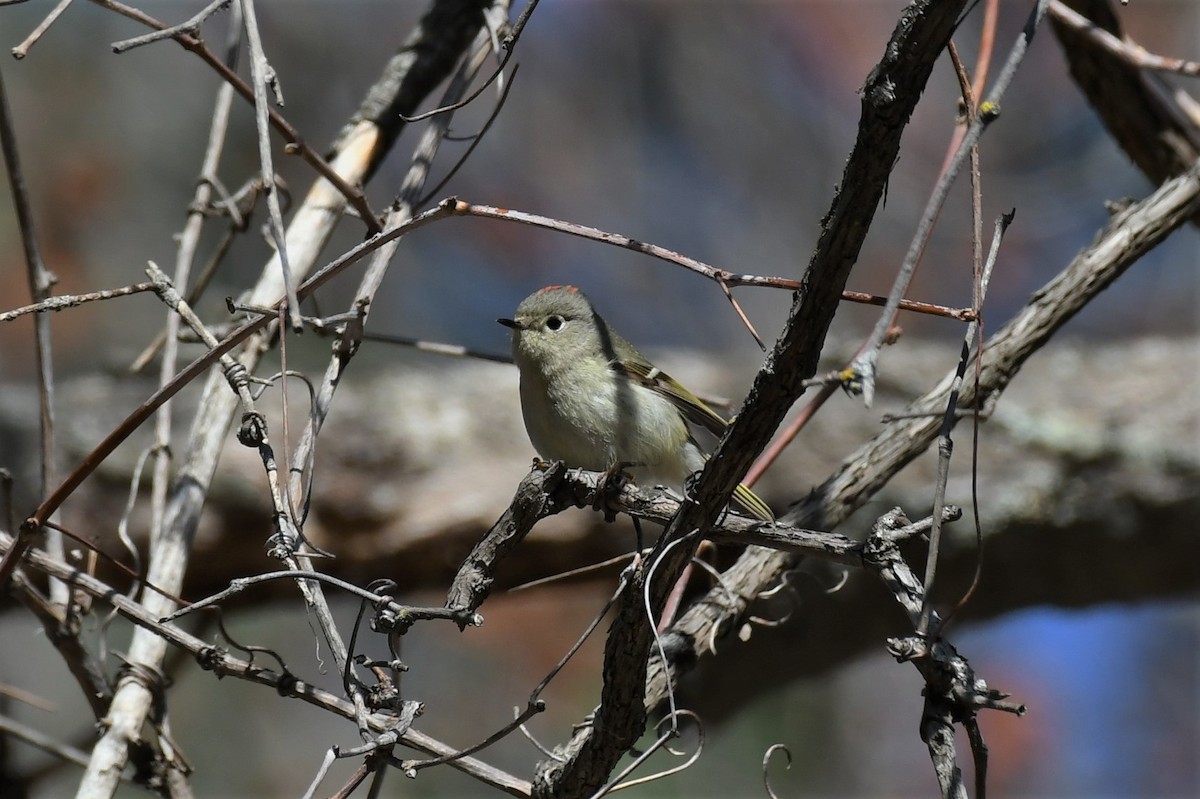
[594,461,636,521]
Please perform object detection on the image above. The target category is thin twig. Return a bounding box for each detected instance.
[357,330,513,363]
[447,200,972,349]
[89,0,383,235]
[130,197,252,373]
[399,0,538,123]
[239,0,301,330]
[917,212,1013,637]
[531,577,626,706]
[11,0,74,59]
[282,15,511,507]
[447,200,802,291]
[160,570,462,624]
[0,64,66,607]
[850,0,1050,406]
[840,290,975,321]
[0,282,157,322]
[270,19,509,747]
[145,4,240,652]
[941,38,990,633]
[971,0,999,98]
[145,263,257,412]
[414,62,521,208]
[399,699,544,776]
[110,0,230,53]
[0,714,117,776]
[1048,0,1200,77]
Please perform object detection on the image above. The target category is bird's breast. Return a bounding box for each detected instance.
[517,362,691,485]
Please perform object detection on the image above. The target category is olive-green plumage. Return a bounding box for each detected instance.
[499,285,772,522]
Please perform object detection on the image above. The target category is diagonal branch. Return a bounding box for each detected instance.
[647,155,1200,721]
[1050,0,1200,224]
[532,2,971,796]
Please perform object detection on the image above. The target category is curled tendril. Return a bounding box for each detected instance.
[252,368,317,405]
[762,743,793,799]
[747,567,804,631]
[706,609,739,655]
[597,709,704,796]
[689,556,740,608]
[207,606,288,673]
[99,444,157,651]
[755,567,800,600]
[748,565,850,632]
[823,568,850,594]
[644,536,694,725]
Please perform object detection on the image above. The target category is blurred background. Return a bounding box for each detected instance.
[0,1,1197,796]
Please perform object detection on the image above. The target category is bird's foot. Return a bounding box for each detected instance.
[595,461,636,522]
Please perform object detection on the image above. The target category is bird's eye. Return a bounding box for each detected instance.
[546,315,565,331]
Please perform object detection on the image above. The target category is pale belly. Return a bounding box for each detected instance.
[519,370,699,488]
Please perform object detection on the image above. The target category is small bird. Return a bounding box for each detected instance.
[498,285,772,521]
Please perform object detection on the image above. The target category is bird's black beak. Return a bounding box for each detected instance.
[497,317,517,329]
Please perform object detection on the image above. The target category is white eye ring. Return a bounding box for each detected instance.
[546,315,565,331]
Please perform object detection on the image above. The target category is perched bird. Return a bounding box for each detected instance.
[498,285,772,521]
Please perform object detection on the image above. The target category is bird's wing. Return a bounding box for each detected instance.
[731,482,775,522]
[615,359,774,522]
[613,359,729,438]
